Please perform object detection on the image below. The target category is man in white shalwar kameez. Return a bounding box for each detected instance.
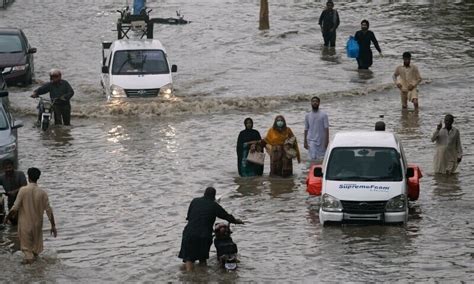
[4,168,57,264]
[431,114,463,174]
[393,52,422,110]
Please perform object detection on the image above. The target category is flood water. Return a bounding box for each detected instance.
[0,0,473,282]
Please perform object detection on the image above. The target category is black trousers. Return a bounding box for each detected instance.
[53,103,71,125]
[322,30,336,47]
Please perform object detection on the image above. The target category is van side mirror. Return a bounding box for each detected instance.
[101,66,109,74]
[314,167,323,177]
[0,90,8,97]
[28,48,37,54]
[171,64,177,72]
[406,168,414,178]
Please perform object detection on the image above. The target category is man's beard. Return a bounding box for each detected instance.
[312,106,319,111]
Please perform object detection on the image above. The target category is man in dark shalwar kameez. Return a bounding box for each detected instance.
[179,187,243,271]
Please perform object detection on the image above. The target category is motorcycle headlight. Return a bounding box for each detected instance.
[321,193,343,212]
[0,142,16,155]
[12,64,29,71]
[159,83,173,99]
[385,194,406,212]
[111,85,127,98]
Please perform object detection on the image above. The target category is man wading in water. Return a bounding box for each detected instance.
[4,168,57,264]
[178,187,243,271]
[318,0,340,48]
[393,52,422,110]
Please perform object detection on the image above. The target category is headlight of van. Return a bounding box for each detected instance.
[159,83,173,99]
[321,193,343,212]
[111,85,127,98]
[385,194,406,212]
[0,142,16,155]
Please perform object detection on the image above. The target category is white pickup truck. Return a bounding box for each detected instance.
[100,39,177,100]
[306,131,422,226]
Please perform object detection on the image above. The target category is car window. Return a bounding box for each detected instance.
[0,107,9,130]
[0,34,23,53]
[112,50,169,75]
[326,147,402,181]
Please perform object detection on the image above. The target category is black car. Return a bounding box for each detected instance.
[0,27,36,86]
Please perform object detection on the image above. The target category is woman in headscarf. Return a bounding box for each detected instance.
[262,115,301,177]
[354,19,382,70]
[236,117,264,177]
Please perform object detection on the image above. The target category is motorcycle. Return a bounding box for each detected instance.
[36,97,53,131]
[213,222,239,271]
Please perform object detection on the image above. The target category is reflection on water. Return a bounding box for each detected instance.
[357,69,375,81]
[399,109,421,133]
[320,46,340,63]
[48,127,74,147]
[432,173,462,199]
[265,177,296,198]
[234,177,265,196]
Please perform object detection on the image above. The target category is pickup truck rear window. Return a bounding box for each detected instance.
[326,147,403,181]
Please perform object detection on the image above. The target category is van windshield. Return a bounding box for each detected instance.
[112,50,169,75]
[0,35,23,53]
[326,147,403,181]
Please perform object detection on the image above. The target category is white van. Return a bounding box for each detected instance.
[100,39,177,100]
[309,131,421,225]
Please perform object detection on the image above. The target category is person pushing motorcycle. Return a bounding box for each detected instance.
[31,69,74,126]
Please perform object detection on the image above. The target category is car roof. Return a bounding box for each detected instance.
[111,39,166,51]
[330,131,400,149]
[0,27,22,35]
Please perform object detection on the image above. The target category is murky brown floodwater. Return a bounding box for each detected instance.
[0,0,473,282]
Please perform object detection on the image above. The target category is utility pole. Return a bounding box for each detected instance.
[259,0,270,30]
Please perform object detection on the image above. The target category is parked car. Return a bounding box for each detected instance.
[306,131,422,226]
[0,27,36,86]
[100,39,177,100]
[0,77,23,169]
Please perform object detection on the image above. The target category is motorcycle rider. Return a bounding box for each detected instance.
[178,187,244,271]
[31,69,74,126]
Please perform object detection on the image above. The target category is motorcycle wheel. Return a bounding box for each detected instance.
[41,117,49,131]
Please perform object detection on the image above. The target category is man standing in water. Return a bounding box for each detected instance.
[318,0,340,48]
[4,168,57,264]
[393,52,422,110]
[354,20,382,69]
[431,114,463,174]
[0,159,27,225]
[179,187,243,271]
[31,69,74,126]
[304,96,329,163]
